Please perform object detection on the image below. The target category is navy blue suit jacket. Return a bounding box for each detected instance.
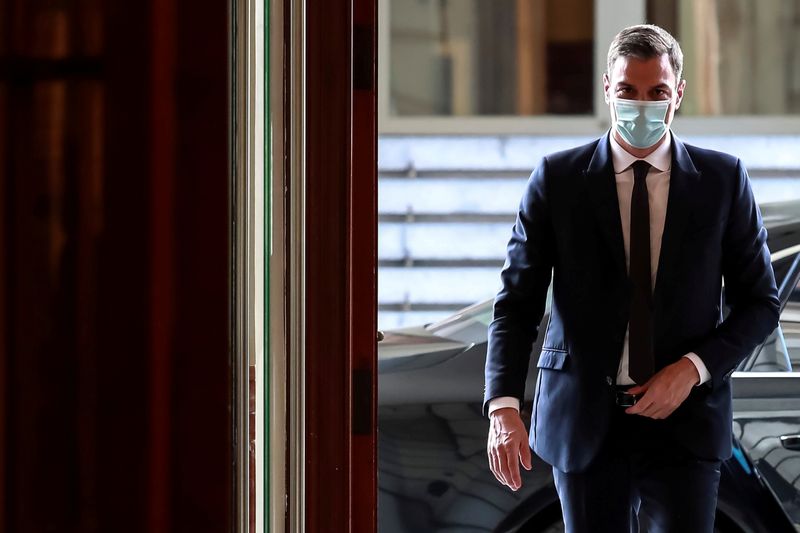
[483,131,780,473]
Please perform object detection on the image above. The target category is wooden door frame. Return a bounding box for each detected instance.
[300,0,378,529]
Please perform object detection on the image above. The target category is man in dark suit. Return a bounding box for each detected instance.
[484,24,780,532]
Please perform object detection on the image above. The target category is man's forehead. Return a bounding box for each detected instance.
[609,54,676,84]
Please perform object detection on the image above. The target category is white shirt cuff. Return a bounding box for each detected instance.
[683,352,712,386]
[488,396,520,415]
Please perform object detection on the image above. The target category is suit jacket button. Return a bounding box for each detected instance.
[606,376,613,386]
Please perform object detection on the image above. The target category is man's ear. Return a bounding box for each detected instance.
[603,73,611,104]
[675,79,687,109]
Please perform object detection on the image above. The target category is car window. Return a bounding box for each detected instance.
[779,296,800,370]
[425,284,554,344]
[749,323,792,372]
[744,253,800,373]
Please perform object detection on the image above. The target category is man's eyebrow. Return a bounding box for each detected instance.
[614,82,672,91]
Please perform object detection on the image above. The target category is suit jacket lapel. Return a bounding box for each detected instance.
[652,134,701,302]
[583,132,628,281]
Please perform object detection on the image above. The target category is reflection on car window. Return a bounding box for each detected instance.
[740,248,800,373]
[750,324,792,372]
[747,283,800,373]
[426,285,554,344]
[782,301,800,369]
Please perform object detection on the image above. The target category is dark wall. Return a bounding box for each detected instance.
[1,1,232,531]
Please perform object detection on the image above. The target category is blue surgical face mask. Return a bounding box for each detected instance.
[613,97,671,149]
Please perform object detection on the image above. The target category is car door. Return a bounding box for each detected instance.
[731,252,800,527]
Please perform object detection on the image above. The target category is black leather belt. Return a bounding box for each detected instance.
[614,385,642,407]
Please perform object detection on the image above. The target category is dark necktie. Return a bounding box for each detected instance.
[628,160,654,384]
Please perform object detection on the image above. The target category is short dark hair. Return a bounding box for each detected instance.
[607,24,683,82]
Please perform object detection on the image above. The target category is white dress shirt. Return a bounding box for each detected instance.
[488,131,711,415]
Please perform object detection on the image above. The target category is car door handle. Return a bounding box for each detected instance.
[780,434,800,451]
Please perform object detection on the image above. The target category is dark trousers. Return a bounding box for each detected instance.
[551,396,722,533]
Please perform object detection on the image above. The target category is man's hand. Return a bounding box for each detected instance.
[625,358,700,419]
[487,408,532,491]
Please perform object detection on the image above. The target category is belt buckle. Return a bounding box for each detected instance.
[616,390,640,407]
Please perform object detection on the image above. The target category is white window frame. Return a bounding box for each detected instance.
[378,0,800,136]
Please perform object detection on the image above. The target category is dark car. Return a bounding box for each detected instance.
[378,200,800,532]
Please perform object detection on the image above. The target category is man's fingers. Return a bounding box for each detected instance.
[625,390,646,414]
[487,441,502,484]
[505,448,522,489]
[628,398,657,417]
[626,393,652,415]
[487,410,530,489]
[641,399,660,417]
[629,375,690,417]
[520,442,533,471]
[629,373,661,395]
[495,448,511,487]
[636,407,653,418]
[651,406,675,419]
[494,450,508,485]
[489,449,506,486]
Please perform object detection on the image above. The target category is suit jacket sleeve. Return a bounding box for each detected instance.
[483,158,556,416]
[693,159,781,389]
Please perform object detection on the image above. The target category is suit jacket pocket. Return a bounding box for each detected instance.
[537,348,569,370]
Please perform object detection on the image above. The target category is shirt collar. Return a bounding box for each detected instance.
[609,129,672,174]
